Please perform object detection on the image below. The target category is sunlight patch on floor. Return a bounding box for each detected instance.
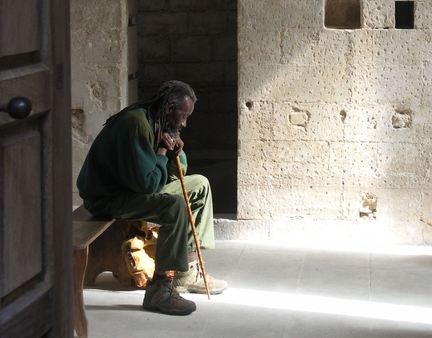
[239,239,432,257]
[189,288,432,325]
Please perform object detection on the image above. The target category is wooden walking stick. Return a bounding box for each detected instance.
[176,156,211,300]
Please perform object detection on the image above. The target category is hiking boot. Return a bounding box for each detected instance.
[142,278,196,315]
[173,261,228,295]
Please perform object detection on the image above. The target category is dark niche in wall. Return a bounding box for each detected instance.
[325,0,361,29]
[395,1,415,29]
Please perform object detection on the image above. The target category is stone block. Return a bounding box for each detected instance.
[177,62,225,86]
[376,142,426,176]
[224,61,238,86]
[214,35,238,61]
[237,184,302,220]
[342,182,425,222]
[238,141,339,208]
[291,64,351,103]
[341,104,425,143]
[362,0,394,29]
[238,101,273,142]
[186,112,237,150]
[237,156,292,188]
[421,60,432,106]
[339,104,386,142]
[420,191,432,226]
[238,28,282,63]
[169,0,210,11]
[349,30,375,66]
[329,141,379,176]
[411,175,432,190]
[137,12,188,36]
[138,36,170,62]
[227,10,238,31]
[138,0,166,11]
[371,30,429,67]
[237,183,348,220]
[238,63,278,101]
[290,186,345,219]
[239,140,332,180]
[280,29,317,66]
[172,36,211,63]
[207,87,238,113]
[294,103,345,142]
[239,0,323,30]
[341,177,432,222]
[281,29,350,66]
[422,221,432,245]
[350,65,424,106]
[189,12,229,35]
[415,1,432,29]
[239,63,351,103]
[375,189,423,220]
[139,63,178,86]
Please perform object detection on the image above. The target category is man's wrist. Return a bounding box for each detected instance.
[157,147,167,156]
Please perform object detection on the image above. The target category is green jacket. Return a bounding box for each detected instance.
[77,108,187,202]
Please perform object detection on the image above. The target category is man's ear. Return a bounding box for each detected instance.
[166,103,174,115]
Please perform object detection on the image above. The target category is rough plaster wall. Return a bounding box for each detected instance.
[71,0,136,206]
[234,0,432,245]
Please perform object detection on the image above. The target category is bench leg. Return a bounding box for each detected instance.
[74,247,89,338]
[84,220,132,287]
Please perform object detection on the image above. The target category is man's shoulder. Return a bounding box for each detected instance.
[124,108,154,142]
[125,108,147,122]
[125,108,151,130]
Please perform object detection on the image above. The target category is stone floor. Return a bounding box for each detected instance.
[80,240,432,338]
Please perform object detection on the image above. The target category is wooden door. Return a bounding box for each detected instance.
[0,0,73,337]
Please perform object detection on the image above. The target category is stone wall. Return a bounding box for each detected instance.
[70,0,432,245]
[228,0,432,245]
[71,0,138,206]
[70,0,237,214]
[136,0,238,214]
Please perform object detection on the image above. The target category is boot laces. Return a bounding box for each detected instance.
[163,278,183,300]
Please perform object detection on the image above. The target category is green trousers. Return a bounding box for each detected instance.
[83,174,215,272]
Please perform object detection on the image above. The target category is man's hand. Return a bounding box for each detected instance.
[157,133,183,156]
[173,137,184,157]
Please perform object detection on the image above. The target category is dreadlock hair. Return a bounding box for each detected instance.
[105,80,197,150]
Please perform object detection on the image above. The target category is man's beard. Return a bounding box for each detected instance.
[164,123,180,138]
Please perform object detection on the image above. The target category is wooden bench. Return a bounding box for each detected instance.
[73,205,132,338]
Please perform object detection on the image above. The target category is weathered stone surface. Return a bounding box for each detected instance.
[237,0,432,244]
[71,0,432,245]
[71,0,133,206]
[362,0,394,29]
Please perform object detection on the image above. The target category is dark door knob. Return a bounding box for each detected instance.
[0,97,32,119]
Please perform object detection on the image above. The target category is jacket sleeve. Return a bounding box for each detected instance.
[117,131,169,194]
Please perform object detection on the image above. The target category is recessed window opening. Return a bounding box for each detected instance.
[395,1,415,29]
[325,0,361,29]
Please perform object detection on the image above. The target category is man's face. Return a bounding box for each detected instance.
[164,96,194,137]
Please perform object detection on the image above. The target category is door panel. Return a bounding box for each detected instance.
[0,0,72,336]
[1,282,53,337]
[0,64,51,128]
[0,0,40,57]
[1,127,42,297]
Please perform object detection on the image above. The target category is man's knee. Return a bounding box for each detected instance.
[157,194,187,225]
[186,174,211,194]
